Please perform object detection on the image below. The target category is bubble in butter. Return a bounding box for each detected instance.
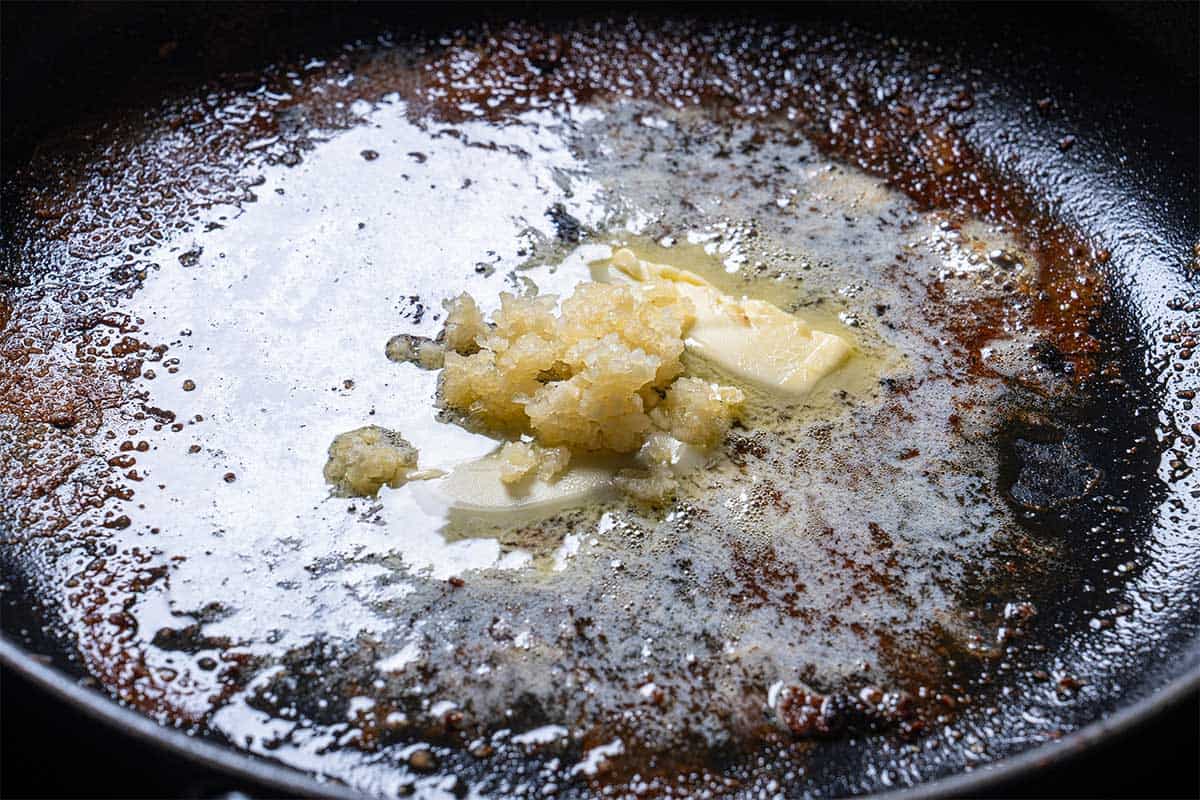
[599,248,853,396]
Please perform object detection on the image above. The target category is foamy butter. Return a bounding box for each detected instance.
[599,248,852,397]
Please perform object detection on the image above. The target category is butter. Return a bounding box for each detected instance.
[603,248,852,397]
[428,451,618,515]
[417,436,708,516]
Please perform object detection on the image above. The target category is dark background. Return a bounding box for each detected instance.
[2,2,1198,798]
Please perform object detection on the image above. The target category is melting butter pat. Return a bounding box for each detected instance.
[430,451,618,515]
[418,436,710,516]
[605,248,852,396]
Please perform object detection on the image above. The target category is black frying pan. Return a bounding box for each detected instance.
[2,3,1198,798]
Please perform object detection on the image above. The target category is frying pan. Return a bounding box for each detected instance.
[2,2,1197,797]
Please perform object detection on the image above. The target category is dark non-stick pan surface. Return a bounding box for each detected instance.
[2,3,1198,798]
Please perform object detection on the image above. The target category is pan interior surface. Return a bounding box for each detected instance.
[2,10,1197,798]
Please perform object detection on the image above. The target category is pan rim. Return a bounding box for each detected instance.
[3,632,1197,799]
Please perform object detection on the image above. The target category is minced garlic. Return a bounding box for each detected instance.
[385,334,445,369]
[438,281,744,454]
[324,426,423,497]
[497,441,572,484]
[497,441,540,483]
[442,293,487,355]
[651,377,745,447]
